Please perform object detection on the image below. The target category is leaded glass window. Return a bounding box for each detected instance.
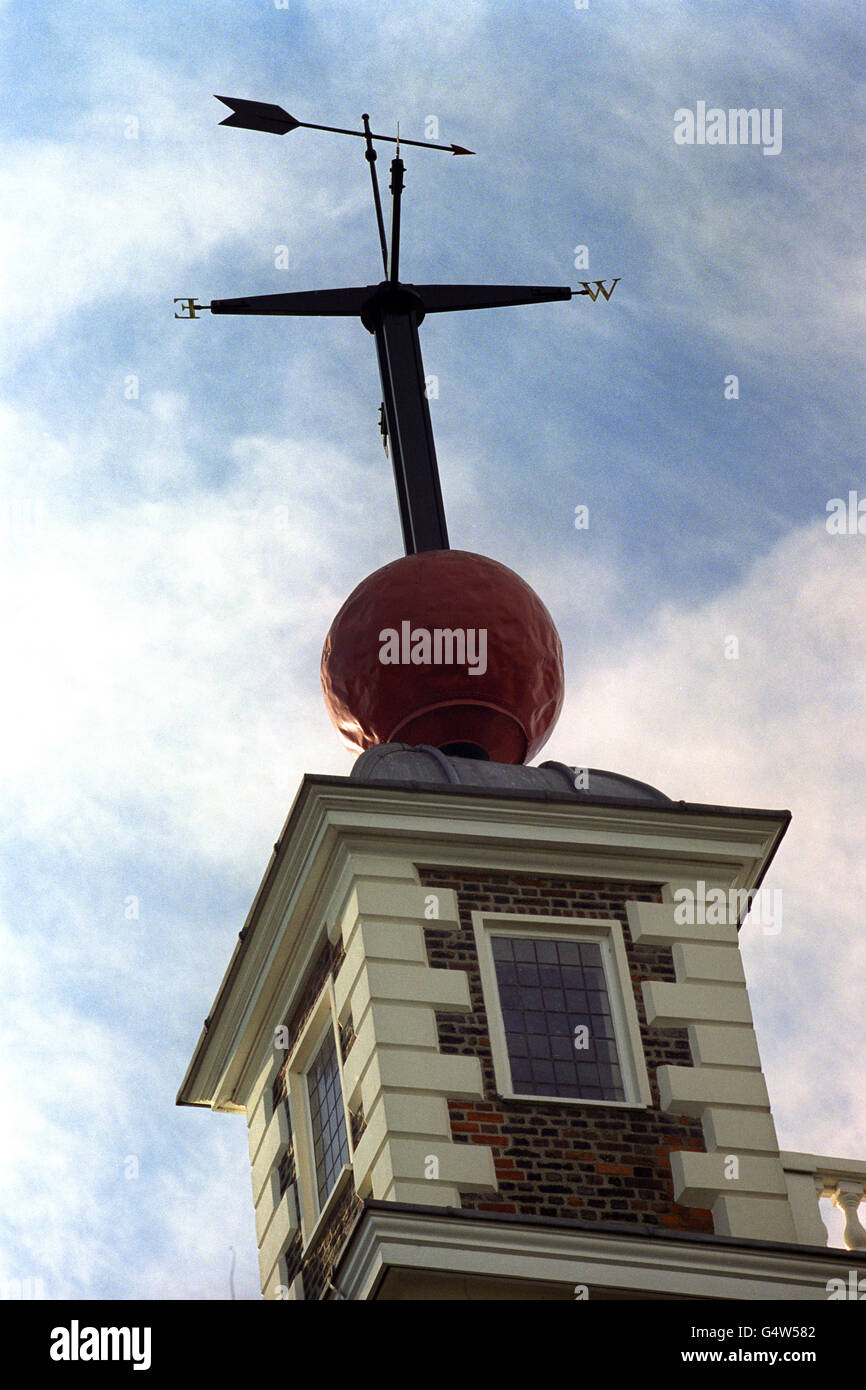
[306,1024,349,1210]
[491,934,626,1101]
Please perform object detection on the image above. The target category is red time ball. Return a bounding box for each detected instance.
[321,549,564,764]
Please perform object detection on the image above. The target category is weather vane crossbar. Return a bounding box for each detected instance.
[176,96,620,554]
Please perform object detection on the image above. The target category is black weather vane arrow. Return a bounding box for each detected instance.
[215,95,474,155]
[176,96,620,555]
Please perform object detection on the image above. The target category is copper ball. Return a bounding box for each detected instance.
[321,550,564,764]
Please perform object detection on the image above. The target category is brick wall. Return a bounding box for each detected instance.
[298,1181,364,1301]
[418,866,713,1235]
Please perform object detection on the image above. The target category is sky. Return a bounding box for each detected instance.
[0,0,863,1300]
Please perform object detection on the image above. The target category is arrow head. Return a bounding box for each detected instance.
[450,144,474,155]
[214,95,299,135]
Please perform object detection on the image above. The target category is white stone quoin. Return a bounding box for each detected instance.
[629,883,796,1243]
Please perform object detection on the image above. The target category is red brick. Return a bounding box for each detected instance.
[421,866,714,1239]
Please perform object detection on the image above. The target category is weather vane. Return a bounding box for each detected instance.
[175,95,620,555]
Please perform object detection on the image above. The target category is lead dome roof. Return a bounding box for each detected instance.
[350,743,671,804]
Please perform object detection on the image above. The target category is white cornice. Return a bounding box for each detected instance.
[177,776,788,1113]
[333,1207,856,1301]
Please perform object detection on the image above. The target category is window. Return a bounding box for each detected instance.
[473,912,651,1108]
[491,934,625,1101]
[284,976,354,1245]
[306,1023,350,1210]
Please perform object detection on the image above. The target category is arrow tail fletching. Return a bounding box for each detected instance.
[214,95,299,134]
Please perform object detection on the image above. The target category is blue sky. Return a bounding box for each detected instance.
[1,0,864,1299]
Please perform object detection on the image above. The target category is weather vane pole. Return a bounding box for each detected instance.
[174,95,620,555]
[361,113,388,275]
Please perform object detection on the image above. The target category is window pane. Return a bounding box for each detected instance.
[306,1024,349,1211]
[593,1016,617,1040]
[492,935,626,1102]
[560,965,585,988]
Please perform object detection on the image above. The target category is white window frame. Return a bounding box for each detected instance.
[472,911,652,1109]
[284,977,354,1250]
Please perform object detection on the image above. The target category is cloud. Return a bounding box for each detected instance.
[0,76,368,373]
[0,404,370,865]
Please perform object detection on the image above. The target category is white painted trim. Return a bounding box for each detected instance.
[642,980,753,1028]
[254,1167,282,1247]
[335,1208,848,1302]
[687,1024,762,1069]
[627,897,739,945]
[472,911,652,1108]
[257,1187,299,1291]
[285,977,354,1244]
[781,1150,866,1184]
[250,1103,290,1205]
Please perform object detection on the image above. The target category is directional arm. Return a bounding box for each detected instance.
[414,284,574,313]
[211,283,581,319]
[211,287,373,316]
